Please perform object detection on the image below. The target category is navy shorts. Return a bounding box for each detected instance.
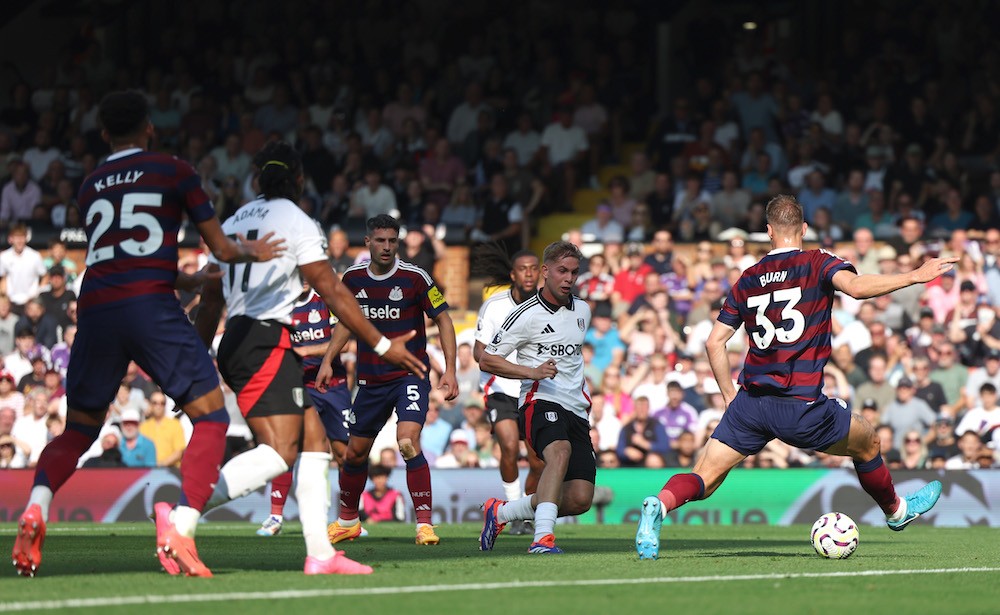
[711,388,851,455]
[308,383,351,443]
[67,297,219,415]
[350,375,430,438]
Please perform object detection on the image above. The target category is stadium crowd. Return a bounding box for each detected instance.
[1,1,999,473]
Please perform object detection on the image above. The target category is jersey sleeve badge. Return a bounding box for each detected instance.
[428,285,446,308]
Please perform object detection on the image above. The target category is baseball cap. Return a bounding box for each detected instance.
[861,398,878,410]
[935,416,954,426]
[449,431,469,445]
[884,449,902,464]
[897,377,915,388]
[120,408,141,424]
[960,280,977,292]
[877,245,897,261]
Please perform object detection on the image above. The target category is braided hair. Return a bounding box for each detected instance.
[252,141,303,202]
[471,242,537,287]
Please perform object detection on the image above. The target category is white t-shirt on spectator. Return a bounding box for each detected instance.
[540,123,588,166]
[0,246,45,305]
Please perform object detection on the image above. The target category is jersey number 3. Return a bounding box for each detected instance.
[86,193,164,266]
[747,288,805,350]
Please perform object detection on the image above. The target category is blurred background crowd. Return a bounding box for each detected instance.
[0,0,998,472]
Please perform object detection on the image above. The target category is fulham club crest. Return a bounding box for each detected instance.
[577,318,585,331]
[545,411,558,422]
[389,286,403,301]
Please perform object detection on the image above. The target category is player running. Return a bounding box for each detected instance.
[255,284,357,537]
[479,241,595,554]
[318,214,458,547]
[11,90,283,578]
[472,243,546,535]
[635,195,955,559]
[194,142,425,575]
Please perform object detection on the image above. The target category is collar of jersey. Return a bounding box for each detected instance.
[106,147,143,161]
[537,288,574,313]
[767,247,801,256]
[366,257,399,280]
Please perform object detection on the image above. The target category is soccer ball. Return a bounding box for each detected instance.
[810,512,859,559]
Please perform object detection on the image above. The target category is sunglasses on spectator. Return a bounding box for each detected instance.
[905,437,921,443]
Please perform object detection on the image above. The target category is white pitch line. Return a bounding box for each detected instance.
[0,525,258,535]
[1,567,998,612]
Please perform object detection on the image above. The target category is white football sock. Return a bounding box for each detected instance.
[533,502,558,542]
[28,486,53,521]
[172,505,202,538]
[296,452,335,560]
[497,496,535,524]
[887,496,908,522]
[205,444,289,511]
[502,479,522,502]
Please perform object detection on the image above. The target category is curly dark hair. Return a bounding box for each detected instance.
[252,141,303,202]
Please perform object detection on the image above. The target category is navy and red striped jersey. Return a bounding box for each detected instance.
[718,248,855,401]
[290,290,347,389]
[341,258,448,386]
[76,149,216,311]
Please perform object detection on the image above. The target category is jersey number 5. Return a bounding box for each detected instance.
[86,193,164,266]
[747,288,805,350]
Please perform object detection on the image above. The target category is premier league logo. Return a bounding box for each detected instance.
[389,286,403,301]
[577,318,585,331]
[492,332,503,345]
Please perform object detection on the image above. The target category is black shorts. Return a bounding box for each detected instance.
[520,399,596,483]
[217,316,309,419]
[486,393,521,431]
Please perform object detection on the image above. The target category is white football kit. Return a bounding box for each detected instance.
[475,289,524,399]
[212,196,328,323]
[485,291,592,420]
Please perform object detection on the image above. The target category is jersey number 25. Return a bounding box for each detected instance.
[86,193,164,266]
[747,288,805,350]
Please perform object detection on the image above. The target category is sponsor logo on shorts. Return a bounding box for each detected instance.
[545,411,558,422]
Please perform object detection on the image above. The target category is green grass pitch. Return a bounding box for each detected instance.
[1,522,998,614]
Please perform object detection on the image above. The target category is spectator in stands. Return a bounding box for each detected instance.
[584,301,625,379]
[398,223,443,275]
[647,172,675,230]
[581,203,624,245]
[647,97,697,171]
[502,111,541,168]
[472,173,523,254]
[711,170,751,231]
[731,72,779,143]
[855,354,896,414]
[1,162,41,224]
[616,396,671,467]
[435,430,476,468]
[605,175,636,228]
[930,342,967,415]
[359,464,406,523]
[420,392,452,460]
[447,82,490,147]
[117,408,157,468]
[652,380,699,446]
[350,167,398,220]
[10,390,49,466]
[419,137,466,208]
[16,299,58,350]
[945,431,984,469]
[955,383,1000,441]
[882,377,937,450]
[537,104,588,213]
[628,152,655,201]
[139,391,185,468]
[0,294,17,355]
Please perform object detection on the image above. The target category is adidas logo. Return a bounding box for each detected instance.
[541,324,555,334]
[415,504,432,511]
[405,401,420,411]
[355,289,368,299]
[270,489,282,498]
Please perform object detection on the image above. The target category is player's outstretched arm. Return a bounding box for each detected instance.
[480,352,557,382]
[300,260,427,379]
[197,217,286,264]
[433,311,459,401]
[832,256,959,299]
[192,264,225,349]
[175,264,225,293]
[706,320,738,407]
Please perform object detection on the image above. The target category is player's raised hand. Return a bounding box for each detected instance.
[315,360,334,393]
[911,256,960,283]
[382,330,428,379]
[533,358,558,381]
[239,231,286,262]
[438,370,459,402]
